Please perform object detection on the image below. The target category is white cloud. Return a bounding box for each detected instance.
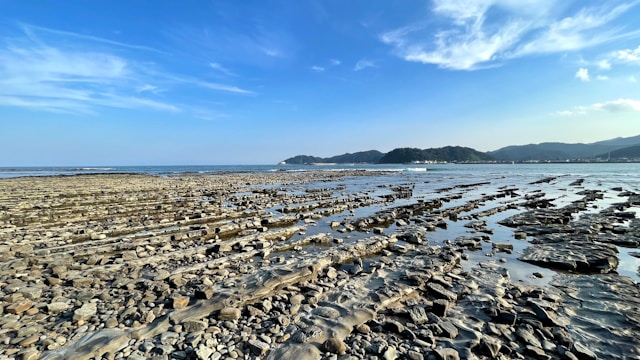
[136,84,159,93]
[593,98,640,112]
[597,75,609,80]
[556,98,640,116]
[513,2,636,57]
[354,59,376,71]
[616,45,640,63]
[554,110,577,117]
[575,68,590,81]
[590,44,640,71]
[0,24,253,114]
[209,62,236,77]
[630,75,638,82]
[19,23,162,53]
[197,81,254,95]
[380,1,639,70]
[311,59,340,72]
[597,59,612,69]
[261,47,282,57]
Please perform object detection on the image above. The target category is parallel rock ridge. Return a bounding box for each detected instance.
[0,171,638,359]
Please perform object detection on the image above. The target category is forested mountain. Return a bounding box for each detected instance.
[377,146,493,163]
[282,135,640,164]
[282,147,491,164]
[489,135,640,161]
[597,144,640,160]
[282,150,383,164]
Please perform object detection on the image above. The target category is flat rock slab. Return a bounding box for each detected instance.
[552,274,640,359]
[520,240,618,273]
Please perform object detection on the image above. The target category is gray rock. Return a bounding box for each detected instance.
[73,303,97,322]
[427,283,457,301]
[439,321,458,339]
[313,306,341,319]
[492,242,513,253]
[572,342,597,360]
[407,350,423,360]
[47,302,70,314]
[383,345,398,360]
[409,306,429,324]
[248,339,270,356]
[480,337,501,357]
[182,319,207,332]
[435,347,459,360]
[525,345,549,359]
[432,300,449,317]
[516,326,542,348]
[323,337,347,355]
[218,307,241,321]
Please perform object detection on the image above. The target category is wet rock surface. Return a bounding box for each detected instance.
[0,170,638,359]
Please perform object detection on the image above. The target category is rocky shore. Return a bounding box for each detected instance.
[0,171,639,359]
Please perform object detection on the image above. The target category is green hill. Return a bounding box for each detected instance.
[489,135,640,161]
[281,135,640,165]
[282,155,323,164]
[597,144,640,160]
[378,146,493,163]
[282,150,383,164]
[326,150,384,163]
[283,146,493,165]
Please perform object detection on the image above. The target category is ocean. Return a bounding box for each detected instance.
[0,162,638,179]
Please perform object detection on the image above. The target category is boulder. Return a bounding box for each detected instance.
[172,295,190,309]
[218,307,241,321]
[323,337,346,355]
[73,303,97,322]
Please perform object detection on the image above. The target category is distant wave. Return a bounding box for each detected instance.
[269,168,309,172]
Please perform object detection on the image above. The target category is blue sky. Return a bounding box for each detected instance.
[1,0,639,165]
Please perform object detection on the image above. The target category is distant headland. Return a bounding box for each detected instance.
[281,134,640,164]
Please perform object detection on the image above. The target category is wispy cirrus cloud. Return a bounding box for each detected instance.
[19,23,163,53]
[209,62,236,77]
[380,0,640,70]
[310,58,341,72]
[0,24,252,115]
[556,98,640,116]
[136,84,161,94]
[167,24,291,68]
[196,81,254,95]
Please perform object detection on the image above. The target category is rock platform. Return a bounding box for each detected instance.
[0,171,639,359]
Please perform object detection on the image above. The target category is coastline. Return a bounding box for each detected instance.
[1,170,639,359]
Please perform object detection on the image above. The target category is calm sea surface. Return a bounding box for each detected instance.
[1,162,639,178]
